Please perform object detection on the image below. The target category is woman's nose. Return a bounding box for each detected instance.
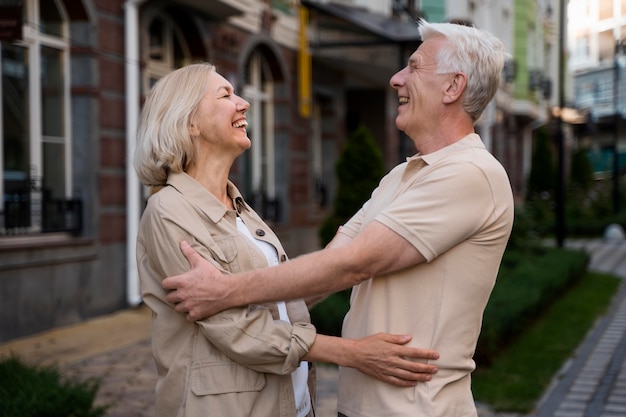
[237,97,250,112]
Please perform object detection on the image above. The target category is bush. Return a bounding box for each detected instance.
[526,126,555,198]
[476,246,590,365]
[318,120,385,247]
[473,270,620,412]
[312,116,385,335]
[0,355,110,417]
[309,290,351,337]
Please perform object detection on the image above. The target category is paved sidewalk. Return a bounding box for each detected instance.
[0,305,341,417]
[1,238,625,417]
[0,307,156,417]
[530,238,626,417]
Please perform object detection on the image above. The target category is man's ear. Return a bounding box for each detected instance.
[442,73,467,104]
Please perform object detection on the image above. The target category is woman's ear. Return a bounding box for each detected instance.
[188,123,199,137]
[442,73,467,104]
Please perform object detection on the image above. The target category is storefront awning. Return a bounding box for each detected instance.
[300,0,422,87]
[301,0,422,48]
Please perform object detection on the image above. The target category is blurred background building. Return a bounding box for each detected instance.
[568,0,626,192]
[0,0,576,341]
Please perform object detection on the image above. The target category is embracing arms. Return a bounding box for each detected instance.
[163,221,426,318]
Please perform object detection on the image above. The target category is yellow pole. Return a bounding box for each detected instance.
[298,5,311,118]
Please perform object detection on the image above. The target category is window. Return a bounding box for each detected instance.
[139,9,191,201]
[574,35,590,62]
[243,51,279,221]
[599,0,613,20]
[1,0,76,235]
[599,30,615,63]
[141,11,190,96]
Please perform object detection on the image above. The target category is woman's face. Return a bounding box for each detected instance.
[190,71,251,156]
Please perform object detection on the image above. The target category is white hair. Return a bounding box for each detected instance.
[419,20,509,121]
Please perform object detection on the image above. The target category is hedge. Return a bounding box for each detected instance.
[475,246,590,364]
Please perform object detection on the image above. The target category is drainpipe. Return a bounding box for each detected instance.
[124,0,146,307]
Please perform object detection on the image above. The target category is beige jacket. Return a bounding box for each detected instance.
[136,172,317,417]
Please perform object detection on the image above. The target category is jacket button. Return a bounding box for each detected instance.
[255,229,265,236]
[280,255,287,262]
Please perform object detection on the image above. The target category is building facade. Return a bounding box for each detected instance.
[0,0,333,341]
[568,0,626,176]
[0,0,562,341]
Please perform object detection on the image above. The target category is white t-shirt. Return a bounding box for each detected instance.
[236,217,311,417]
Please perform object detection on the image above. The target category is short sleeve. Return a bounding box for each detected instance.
[375,161,498,262]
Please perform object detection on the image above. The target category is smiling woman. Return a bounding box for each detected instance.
[133,62,317,417]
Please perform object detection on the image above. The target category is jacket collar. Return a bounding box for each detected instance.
[166,172,247,223]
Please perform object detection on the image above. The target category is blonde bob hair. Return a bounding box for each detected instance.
[134,62,216,186]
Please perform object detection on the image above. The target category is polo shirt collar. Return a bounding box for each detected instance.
[407,133,485,166]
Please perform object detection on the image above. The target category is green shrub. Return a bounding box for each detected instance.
[526,126,555,199]
[524,134,626,237]
[0,355,109,417]
[473,271,620,412]
[476,246,590,364]
[570,147,594,192]
[318,121,385,247]
[309,290,351,337]
[312,117,385,335]
[506,207,542,253]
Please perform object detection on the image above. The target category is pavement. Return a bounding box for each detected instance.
[1,238,626,417]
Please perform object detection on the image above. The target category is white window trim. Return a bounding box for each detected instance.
[243,53,275,199]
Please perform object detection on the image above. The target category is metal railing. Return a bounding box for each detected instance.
[1,181,82,236]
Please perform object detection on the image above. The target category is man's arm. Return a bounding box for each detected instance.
[302,227,352,307]
[163,221,425,320]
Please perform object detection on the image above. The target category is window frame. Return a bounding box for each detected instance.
[243,51,277,219]
[0,0,72,235]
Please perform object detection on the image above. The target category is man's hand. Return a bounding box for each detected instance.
[347,333,439,386]
[162,241,231,320]
[305,333,439,387]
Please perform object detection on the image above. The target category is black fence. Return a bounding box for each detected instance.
[2,183,82,236]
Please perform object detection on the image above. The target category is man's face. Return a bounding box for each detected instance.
[389,36,451,138]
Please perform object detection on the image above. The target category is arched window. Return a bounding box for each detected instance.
[1,0,73,234]
[138,8,192,202]
[141,10,191,93]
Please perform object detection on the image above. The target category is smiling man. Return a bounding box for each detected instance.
[163,20,514,417]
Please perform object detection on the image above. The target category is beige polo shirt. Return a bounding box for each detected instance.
[338,134,514,417]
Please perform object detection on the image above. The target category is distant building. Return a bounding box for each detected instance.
[568,0,626,177]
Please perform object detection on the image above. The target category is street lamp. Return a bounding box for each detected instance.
[555,0,566,247]
[613,39,626,215]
